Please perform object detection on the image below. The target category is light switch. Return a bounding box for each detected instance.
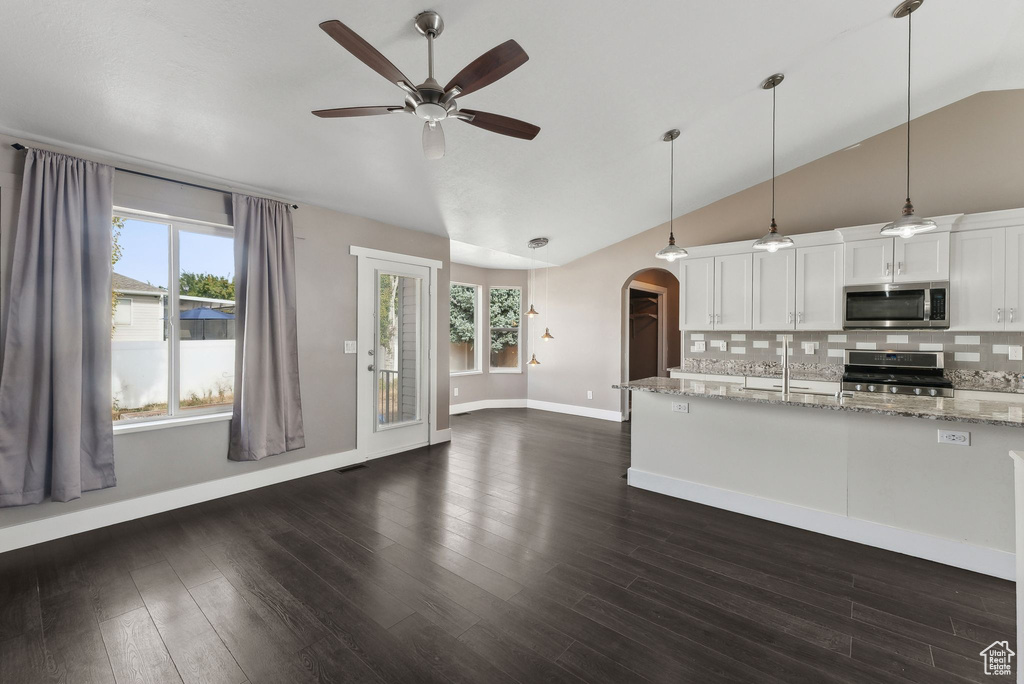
[1010,345,1023,361]
[344,340,357,354]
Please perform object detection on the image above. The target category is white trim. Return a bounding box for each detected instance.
[526,399,624,422]
[954,207,1024,233]
[450,370,483,377]
[0,448,365,554]
[450,398,527,414]
[350,245,443,270]
[488,368,523,374]
[627,467,1014,580]
[431,427,452,444]
[113,411,232,434]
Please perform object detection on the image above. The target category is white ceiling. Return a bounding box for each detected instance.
[2,1,1023,268]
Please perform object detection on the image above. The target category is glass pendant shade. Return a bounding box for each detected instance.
[880,199,937,238]
[752,220,795,253]
[541,327,554,341]
[655,235,688,261]
[526,304,539,317]
[528,353,540,366]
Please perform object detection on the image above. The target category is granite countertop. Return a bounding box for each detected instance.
[615,377,1024,428]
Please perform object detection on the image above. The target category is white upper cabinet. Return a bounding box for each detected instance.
[893,233,950,282]
[951,227,1005,330]
[679,257,714,330]
[796,244,844,330]
[1005,226,1024,331]
[844,234,949,285]
[752,251,795,330]
[714,253,753,330]
[844,238,894,285]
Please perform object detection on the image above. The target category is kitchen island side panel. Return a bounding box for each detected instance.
[629,389,1016,555]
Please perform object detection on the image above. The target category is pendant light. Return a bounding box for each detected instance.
[752,74,795,253]
[540,239,554,341]
[654,129,688,262]
[880,0,936,238]
[528,353,540,366]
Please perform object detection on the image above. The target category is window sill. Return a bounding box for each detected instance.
[489,368,523,374]
[450,370,483,377]
[113,411,232,435]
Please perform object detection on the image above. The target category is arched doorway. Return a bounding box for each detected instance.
[620,267,681,420]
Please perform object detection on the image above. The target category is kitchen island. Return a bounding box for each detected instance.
[615,377,1023,579]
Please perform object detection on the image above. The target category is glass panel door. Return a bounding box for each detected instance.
[375,270,422,429]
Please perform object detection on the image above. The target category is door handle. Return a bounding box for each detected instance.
[367,364,375,372]
[1011,308,1016,323]
[997,308,1002,323]
[708,313,712,325]
[897,261,903,276]
[885,262,891,277]
[788,311,793,324]
[797,312,804,323]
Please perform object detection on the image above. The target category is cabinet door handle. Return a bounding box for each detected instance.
[1011,308,1016,323]
[897,261,903,276]
[885,262,891,277]
[707,313,712,325]
[788,311,793,324]
[797,312,804,323]
[997,308,1003,323]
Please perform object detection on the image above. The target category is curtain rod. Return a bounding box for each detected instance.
[9,143,298,209]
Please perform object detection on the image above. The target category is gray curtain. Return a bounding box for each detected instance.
[229,194,304,461]
[0,148,116,506]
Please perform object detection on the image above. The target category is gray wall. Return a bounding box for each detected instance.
[530,89,1024,415]
[449,263,529,406]
[0,132,449,529]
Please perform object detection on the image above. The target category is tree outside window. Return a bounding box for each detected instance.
[450,284,478,373]
[489,287,521,370]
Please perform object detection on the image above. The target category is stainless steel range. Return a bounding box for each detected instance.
[841,350,954,398]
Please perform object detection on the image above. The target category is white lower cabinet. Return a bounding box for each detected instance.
[752,251,795,330]
[714,253,752,330]
[796,244,844,330]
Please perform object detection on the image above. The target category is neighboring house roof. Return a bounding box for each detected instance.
[113,272,166,295]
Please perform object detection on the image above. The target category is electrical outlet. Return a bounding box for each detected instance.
[938,429,970,446]
[1010,345,1023,361]
[344,340,357,354]
[693,341,706,352]
[671,402,689,414]
[801,341,818,354]
[587,390,593,400]
[453,387,459,397]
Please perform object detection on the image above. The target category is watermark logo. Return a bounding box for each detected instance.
[980,641,1015,677]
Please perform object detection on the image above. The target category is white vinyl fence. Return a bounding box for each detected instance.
[112,340,234,408]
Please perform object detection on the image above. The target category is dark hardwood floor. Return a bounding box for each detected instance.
[0,408,1014,683]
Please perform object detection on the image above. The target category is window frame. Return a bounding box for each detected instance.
[449,281,483,376]
[488,285,523,374]
[112,207,235,426]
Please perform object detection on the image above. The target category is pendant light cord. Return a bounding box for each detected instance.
[669,137,675,240]
[905,9,912,201]
[771,84,777,226]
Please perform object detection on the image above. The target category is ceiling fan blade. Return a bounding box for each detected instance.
[444,40,528,98]
[312,106,403,118]
[459,109,540,140]
[422,121,445,160]
[319,20,415,91]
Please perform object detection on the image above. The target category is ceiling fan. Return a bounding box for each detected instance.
[312,10,540,160]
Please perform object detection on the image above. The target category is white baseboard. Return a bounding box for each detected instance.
[628,467,1014,580]
[450,399,526,414]
[526,399,624,422]
[431,427,452,444]
[0,448,365,554]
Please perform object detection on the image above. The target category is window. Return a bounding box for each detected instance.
[449,283,482,374]
[489,286,521,371]
[111,210,235,424]
[113,297,133,326]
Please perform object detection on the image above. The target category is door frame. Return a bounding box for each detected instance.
[351,246,443,460]
[621,280,668,421]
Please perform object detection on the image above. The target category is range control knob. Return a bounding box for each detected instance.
[929,389,938,397]
[890,386,898,394]
[867,385,876,392]
[914,388,922,395]
[854,384,863,391]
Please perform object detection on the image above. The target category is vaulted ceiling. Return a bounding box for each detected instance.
[2,1,1022,267]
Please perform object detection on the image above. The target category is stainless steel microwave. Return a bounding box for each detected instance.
[842,281,949,329]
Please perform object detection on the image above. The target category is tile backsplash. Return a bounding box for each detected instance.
[680,329,1024,392]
